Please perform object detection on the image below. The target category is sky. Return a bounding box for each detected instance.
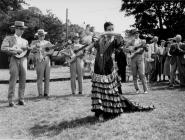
[25,0,135,33]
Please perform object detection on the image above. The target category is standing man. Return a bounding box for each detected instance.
[70,34,84,95]
[81,24,93,45]
[149,36,159,83]
[158,40,166,81]
[30,29,54,97]
[126,29,148,94]
[1,21,29,107]
[169,35,182,88]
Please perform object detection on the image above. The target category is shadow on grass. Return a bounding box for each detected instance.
[29,115,98,138]
[150,86,169,91]
[151,85,182,91]
[0,94,87,105]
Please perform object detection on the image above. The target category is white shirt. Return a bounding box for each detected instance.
[134,38,141,46]
[14,34,28,49]
[158,46,165,55]
[145,44,154,62]
[150,43,158,54]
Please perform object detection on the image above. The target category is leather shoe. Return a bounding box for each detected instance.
[18,100,25,105]
[44,94,49,97]
[9,102,15,107]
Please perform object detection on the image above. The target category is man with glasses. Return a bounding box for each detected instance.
[30,29,54,97]
[1,21,29,107]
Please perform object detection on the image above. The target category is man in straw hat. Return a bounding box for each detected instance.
[126,29,149,94]
[69,33,84,95]
[30,29,54,97]
[1,21,29,107]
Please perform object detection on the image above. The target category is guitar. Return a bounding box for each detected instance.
[127,40,147,59]
[31,42,63,59]
[7,45,30,58]
[60,44,89,64]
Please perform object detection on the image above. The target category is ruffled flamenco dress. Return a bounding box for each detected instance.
[90,35,154,120]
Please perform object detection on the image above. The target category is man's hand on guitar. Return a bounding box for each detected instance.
[9,48,23,55]
[16,48,23,54]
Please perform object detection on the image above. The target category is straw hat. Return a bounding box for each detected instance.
[73,33,80,40]
[11,21,28,29]
[35,29,47,36]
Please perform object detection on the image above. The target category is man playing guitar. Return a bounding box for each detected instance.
[61,34,85,95]
[125,29,148,94]
[30,29,54,97]
[1,21,29,107]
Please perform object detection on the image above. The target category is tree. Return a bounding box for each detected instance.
[0,0,27,14]
[121,0,185,39]
[0,1,87,68]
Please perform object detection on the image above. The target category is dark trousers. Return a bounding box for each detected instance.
[150,55,159,83]
[117,65,126,83]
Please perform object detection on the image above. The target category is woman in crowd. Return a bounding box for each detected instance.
[85,22,154,121]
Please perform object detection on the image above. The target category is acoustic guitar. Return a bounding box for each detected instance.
[127,45,148,59]
[126,40,147,59]
[7,45,29,58]
[60,44,89,64]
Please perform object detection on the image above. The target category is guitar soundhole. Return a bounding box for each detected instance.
[45,47,50,52]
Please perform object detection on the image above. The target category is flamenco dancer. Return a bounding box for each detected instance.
[85,22,154,121]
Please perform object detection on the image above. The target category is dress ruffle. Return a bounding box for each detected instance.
[92,71,121,83]
[91,71,154,114]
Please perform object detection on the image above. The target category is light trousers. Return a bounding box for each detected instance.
[131,55,148,92]
[70,58,83,94]
[36,57,50,95]
[8,57,27,102]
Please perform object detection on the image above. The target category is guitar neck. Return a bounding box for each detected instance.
[45,43,63,51]
[73,44,89,54]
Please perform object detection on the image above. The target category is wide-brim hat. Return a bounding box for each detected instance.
[35,29,47,36]
[11,21,28,29]
[73,33,80,39]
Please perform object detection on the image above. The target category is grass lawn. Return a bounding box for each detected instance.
[0,80,185,140]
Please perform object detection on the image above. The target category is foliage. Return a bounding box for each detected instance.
[121,0,185,40]
[0,5,85,45]
[0,0,86,67]
[0,0,27,14]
